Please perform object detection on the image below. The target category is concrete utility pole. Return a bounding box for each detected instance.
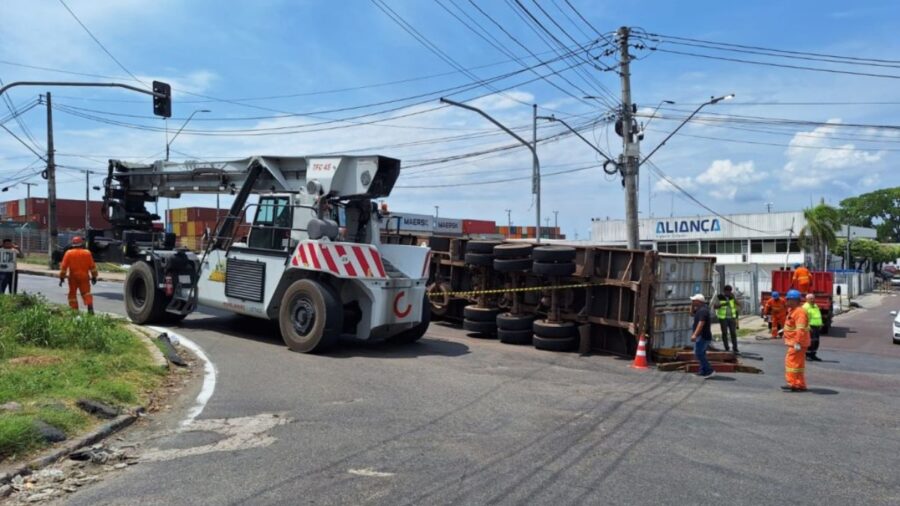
[434,205,439,220]
[553,210,558,229]
[45,92,58,269]
[505,208,512,228]
[617,26,640,250]
[532,104,541,243]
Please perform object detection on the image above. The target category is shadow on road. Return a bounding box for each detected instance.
[706,375,736,382]
[93,291,124,301]
[329,336,470,359]
[825,326,853,338]
[806,387,839,395]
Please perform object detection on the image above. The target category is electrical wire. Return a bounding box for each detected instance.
[395,162,598,188]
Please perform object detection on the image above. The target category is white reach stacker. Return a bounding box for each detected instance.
[95,155,431,352]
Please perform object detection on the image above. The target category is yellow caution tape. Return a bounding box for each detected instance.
[428,282,595,299]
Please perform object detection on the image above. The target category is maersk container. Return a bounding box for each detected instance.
[434,217,462,236]
[655,254,715,306]
[383,212,434,233]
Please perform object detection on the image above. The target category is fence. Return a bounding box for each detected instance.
[0,229,84,254]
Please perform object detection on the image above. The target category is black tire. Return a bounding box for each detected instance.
[465,252,493,266]
[428,282,452,318]
[532,261,576,277]
[278,279,342,353]
[533,319,578,338]
[494,258,532,272]
[496,312,535,331]
[498,328,533,345]
[390,294,431,345]
[464,305,500,322]
[493,243,532,259]
[467,241,502,254]
[463,319,496,336]
[124,262,167,324]
[533,246,576,263]
[533,335,577,352]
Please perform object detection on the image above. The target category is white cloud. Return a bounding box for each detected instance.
[469,91,535,112]
[782,119,886,188]
[653,176,696,193]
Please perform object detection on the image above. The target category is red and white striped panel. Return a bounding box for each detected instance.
[290,241,387,279]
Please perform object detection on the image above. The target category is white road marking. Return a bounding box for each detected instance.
[141,413,290,462]
[149,326,217,428]
[348,469,396,478]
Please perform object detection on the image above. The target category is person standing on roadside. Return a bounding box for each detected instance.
[58,236,98,314]
[781,289,810,392]
[803,293,823,362]
[715,285,740,354]
[763,291,787,339]
[690,294,715,379]
[0,239,23,294]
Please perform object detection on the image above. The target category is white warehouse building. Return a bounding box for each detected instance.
[591,211,876,302]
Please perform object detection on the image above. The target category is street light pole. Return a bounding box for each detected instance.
[440,97,543,242]
[166,109,211,161]
[639,94,735,167]
[84,170,90,234]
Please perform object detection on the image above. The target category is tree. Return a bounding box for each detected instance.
[835,239,900,272]
[838,187,900,242]
[799,203,842,270]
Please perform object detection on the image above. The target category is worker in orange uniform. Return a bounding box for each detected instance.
[781,289,810,392]
[763,291,787,339]
[792,263,813,294]
[58,237,98,314]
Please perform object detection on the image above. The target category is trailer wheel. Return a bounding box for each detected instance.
[494,258,533,272]
[533,335,576,352]
[463,319,496,337]
[533,319,578,339]
[532,261,576,277]
[390,294,431,345]
[467,241,502,254]
[498,328,533,345]
[493,243,533,259]
[464,305,500,322]
[428,282,452,317]
[124,262,166,324]
[465,252,493,266]
[532,246,576,263]
[496,312,535,331]
[278,279,342,353]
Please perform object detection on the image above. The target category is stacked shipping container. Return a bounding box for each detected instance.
[166,207,249,251]
[0,198,109,230]
[496,225,565,240]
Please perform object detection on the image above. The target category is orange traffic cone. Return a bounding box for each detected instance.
[631,334,650,369]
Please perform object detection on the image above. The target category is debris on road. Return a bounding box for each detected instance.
[654,347,763,374]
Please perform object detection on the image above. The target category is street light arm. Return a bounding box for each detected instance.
[0,81,164,99]
[168,110,200,149]
[537,115,615,163]
[639,94,733,167]
[440,98,536,157]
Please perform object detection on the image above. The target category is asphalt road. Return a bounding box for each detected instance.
[14,274,900,505]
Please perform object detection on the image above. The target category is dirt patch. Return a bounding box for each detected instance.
[7,356,63,367]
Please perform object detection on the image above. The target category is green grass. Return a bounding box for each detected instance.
[0,294,165,462]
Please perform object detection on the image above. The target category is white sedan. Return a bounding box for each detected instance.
[893,310,900,345]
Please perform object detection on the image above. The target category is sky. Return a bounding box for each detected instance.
[1,0,899,239]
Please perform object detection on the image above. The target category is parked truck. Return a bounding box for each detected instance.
[95,155,431,353]
[760,268,834,333]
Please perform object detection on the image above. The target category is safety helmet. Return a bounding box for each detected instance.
[793,263,802,268]
[771,291,780,298]
[71,236,84,246]
[786,289,802,301]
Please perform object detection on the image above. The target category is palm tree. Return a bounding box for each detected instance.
[798,202,842,270]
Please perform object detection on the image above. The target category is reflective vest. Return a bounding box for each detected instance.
[0,248,17,273]
[803,301,823,327]
[783,306,811,348]
[715,294,739,320]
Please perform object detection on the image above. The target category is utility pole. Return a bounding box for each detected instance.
[434,205,439,220]
[84,170,90,234]
[766,202,773,213]
[618,26,639,250]
[45,92,58,269]
[553,210,558,229]
[533,104,541,243]
[24,182,36,199]
[505,208,512,228]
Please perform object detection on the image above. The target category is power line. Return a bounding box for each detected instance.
[57,0,148,87]
[395,163,597,188]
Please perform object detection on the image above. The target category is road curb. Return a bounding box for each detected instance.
[0,412,139,485]
[16,266,126,283]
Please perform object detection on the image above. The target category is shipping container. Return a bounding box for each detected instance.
[652,309,694,350]
[463,219,496,235]
[655,254,716,307]
[382,212,434,233]
[434,217,462,236]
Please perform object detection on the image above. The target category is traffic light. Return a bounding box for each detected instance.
[152,80,171,118]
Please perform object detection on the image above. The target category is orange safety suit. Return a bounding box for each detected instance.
[783,305,811,390]
[763,297,787,338]
[792,266,812,294]
[59,248,98,310]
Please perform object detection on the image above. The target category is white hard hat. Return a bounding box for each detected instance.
[690,294,706,302]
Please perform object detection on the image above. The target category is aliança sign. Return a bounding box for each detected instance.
[655,218,721,236]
